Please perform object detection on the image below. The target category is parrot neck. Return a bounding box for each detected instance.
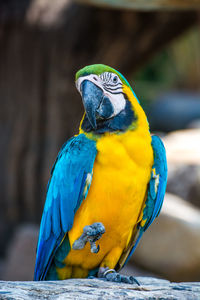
[80,99,137,135]
[79,85,150,140]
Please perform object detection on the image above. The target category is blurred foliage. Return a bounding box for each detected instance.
[132,27,200,112]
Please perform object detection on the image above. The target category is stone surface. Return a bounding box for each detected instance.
[167,164,200,208]
[163,128,200,165]
[2,225,39,281]
[163,129,200,207]
[132,193,200,281]
[0,277,200,299]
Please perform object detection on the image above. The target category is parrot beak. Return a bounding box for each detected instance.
[81,80,104,129]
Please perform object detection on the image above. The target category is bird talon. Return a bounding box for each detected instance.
[72,222,105,253]
[98,267,140,285]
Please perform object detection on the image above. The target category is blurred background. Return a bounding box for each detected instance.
[0,0,200,282]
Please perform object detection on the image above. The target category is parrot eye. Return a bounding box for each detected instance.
[100,72,122,90]
[113,76,118,84]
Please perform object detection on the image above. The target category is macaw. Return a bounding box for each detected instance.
[34,64,167,284]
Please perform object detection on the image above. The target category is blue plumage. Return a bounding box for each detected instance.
[123,135,167,266]
[144,135,168,229]
[34,134,97,280]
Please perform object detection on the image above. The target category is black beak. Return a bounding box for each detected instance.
[81,80,103,129]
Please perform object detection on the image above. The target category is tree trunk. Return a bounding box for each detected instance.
[0,0,198,255]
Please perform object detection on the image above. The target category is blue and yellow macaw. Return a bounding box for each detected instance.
[34,64,167,284]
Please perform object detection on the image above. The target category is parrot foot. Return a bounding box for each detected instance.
[72,222,105,253]
[98,267,140,285]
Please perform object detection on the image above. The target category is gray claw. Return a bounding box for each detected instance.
[72,222,105,253]
[98,267,140,285]
[90,243,100,253]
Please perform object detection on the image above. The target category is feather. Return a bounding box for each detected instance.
[34,134,97,280]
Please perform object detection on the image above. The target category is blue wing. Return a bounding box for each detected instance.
[34,134,97,280]
[141,135,168,230]
[122,135,167,267]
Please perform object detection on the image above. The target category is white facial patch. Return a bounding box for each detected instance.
[108,93,126,117]
[76,74,102,94]
[76,72,126,118]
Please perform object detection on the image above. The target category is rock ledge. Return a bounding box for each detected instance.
[0,277,200,299]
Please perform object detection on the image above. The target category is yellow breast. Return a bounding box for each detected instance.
[63,127,153,273]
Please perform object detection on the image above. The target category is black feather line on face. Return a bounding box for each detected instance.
[103,87,124,94]
[103,85,122,91]
[104,83,122,88]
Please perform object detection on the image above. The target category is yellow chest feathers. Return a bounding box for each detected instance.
[67,128,153,268]
[96,129,153,171]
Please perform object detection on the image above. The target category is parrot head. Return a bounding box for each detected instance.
[76,64,147,134]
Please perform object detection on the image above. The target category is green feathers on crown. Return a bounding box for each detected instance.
[76,64,129,87]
